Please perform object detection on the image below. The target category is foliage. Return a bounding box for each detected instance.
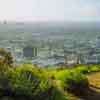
[49,87,67,100]
[0,59,100,100]
[54,70,88,91]
[0,64,67,100]
[0,48,13,66]
[0,64,12,90]
[74,65,100,74]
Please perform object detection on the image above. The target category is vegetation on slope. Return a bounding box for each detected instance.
[0,49,100,100]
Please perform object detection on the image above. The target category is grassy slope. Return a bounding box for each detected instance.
[52,65,100,100]
[0,64,100,100]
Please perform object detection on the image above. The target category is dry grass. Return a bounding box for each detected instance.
[88,73,100,92]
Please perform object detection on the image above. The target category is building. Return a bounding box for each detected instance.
[85,54,100,64]
[23,46,37,58]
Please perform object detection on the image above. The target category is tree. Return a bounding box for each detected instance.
[0,48,13,66]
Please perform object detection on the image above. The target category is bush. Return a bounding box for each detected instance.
[89,65,100,73]
[9,64,51,97]
[74,65,100,75]
[0,64,53,99]
[65,71,88,92]
[54,70,88,93]
[1,63,98,100]
[74,66,89,74]
[49,87,67,100]
[0,64,12,90]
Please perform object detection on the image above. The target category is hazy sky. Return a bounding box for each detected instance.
[0,0,100,21]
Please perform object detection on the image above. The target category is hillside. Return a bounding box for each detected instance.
[0,63,100,100]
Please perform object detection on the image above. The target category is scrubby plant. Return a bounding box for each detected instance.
[65,71,88,92]
[48,86,67,100]
[54,69,88,94]
[88,65,100,73]
[9,65,42,97]
[74,66,89,74]
[0,64,12,89]
[74,65,100,75]
[0,48,13,66]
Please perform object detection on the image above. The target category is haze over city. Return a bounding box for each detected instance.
[0,0,100,22]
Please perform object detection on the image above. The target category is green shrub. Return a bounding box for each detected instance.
[8,64,54,99]
[1,63,96,100]
[49,87,67,100]
[74,65,100,75]
[74,66,89,74]
[89,65,100,73]
[54,70,88,92]
[9,65,41,96]
[65,71,88,92]
[0,64,12,90]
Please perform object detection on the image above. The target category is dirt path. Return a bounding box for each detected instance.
[88,73,100,91]
[82,73,100,100]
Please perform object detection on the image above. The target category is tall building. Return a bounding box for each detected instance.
[23,46,37,58]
